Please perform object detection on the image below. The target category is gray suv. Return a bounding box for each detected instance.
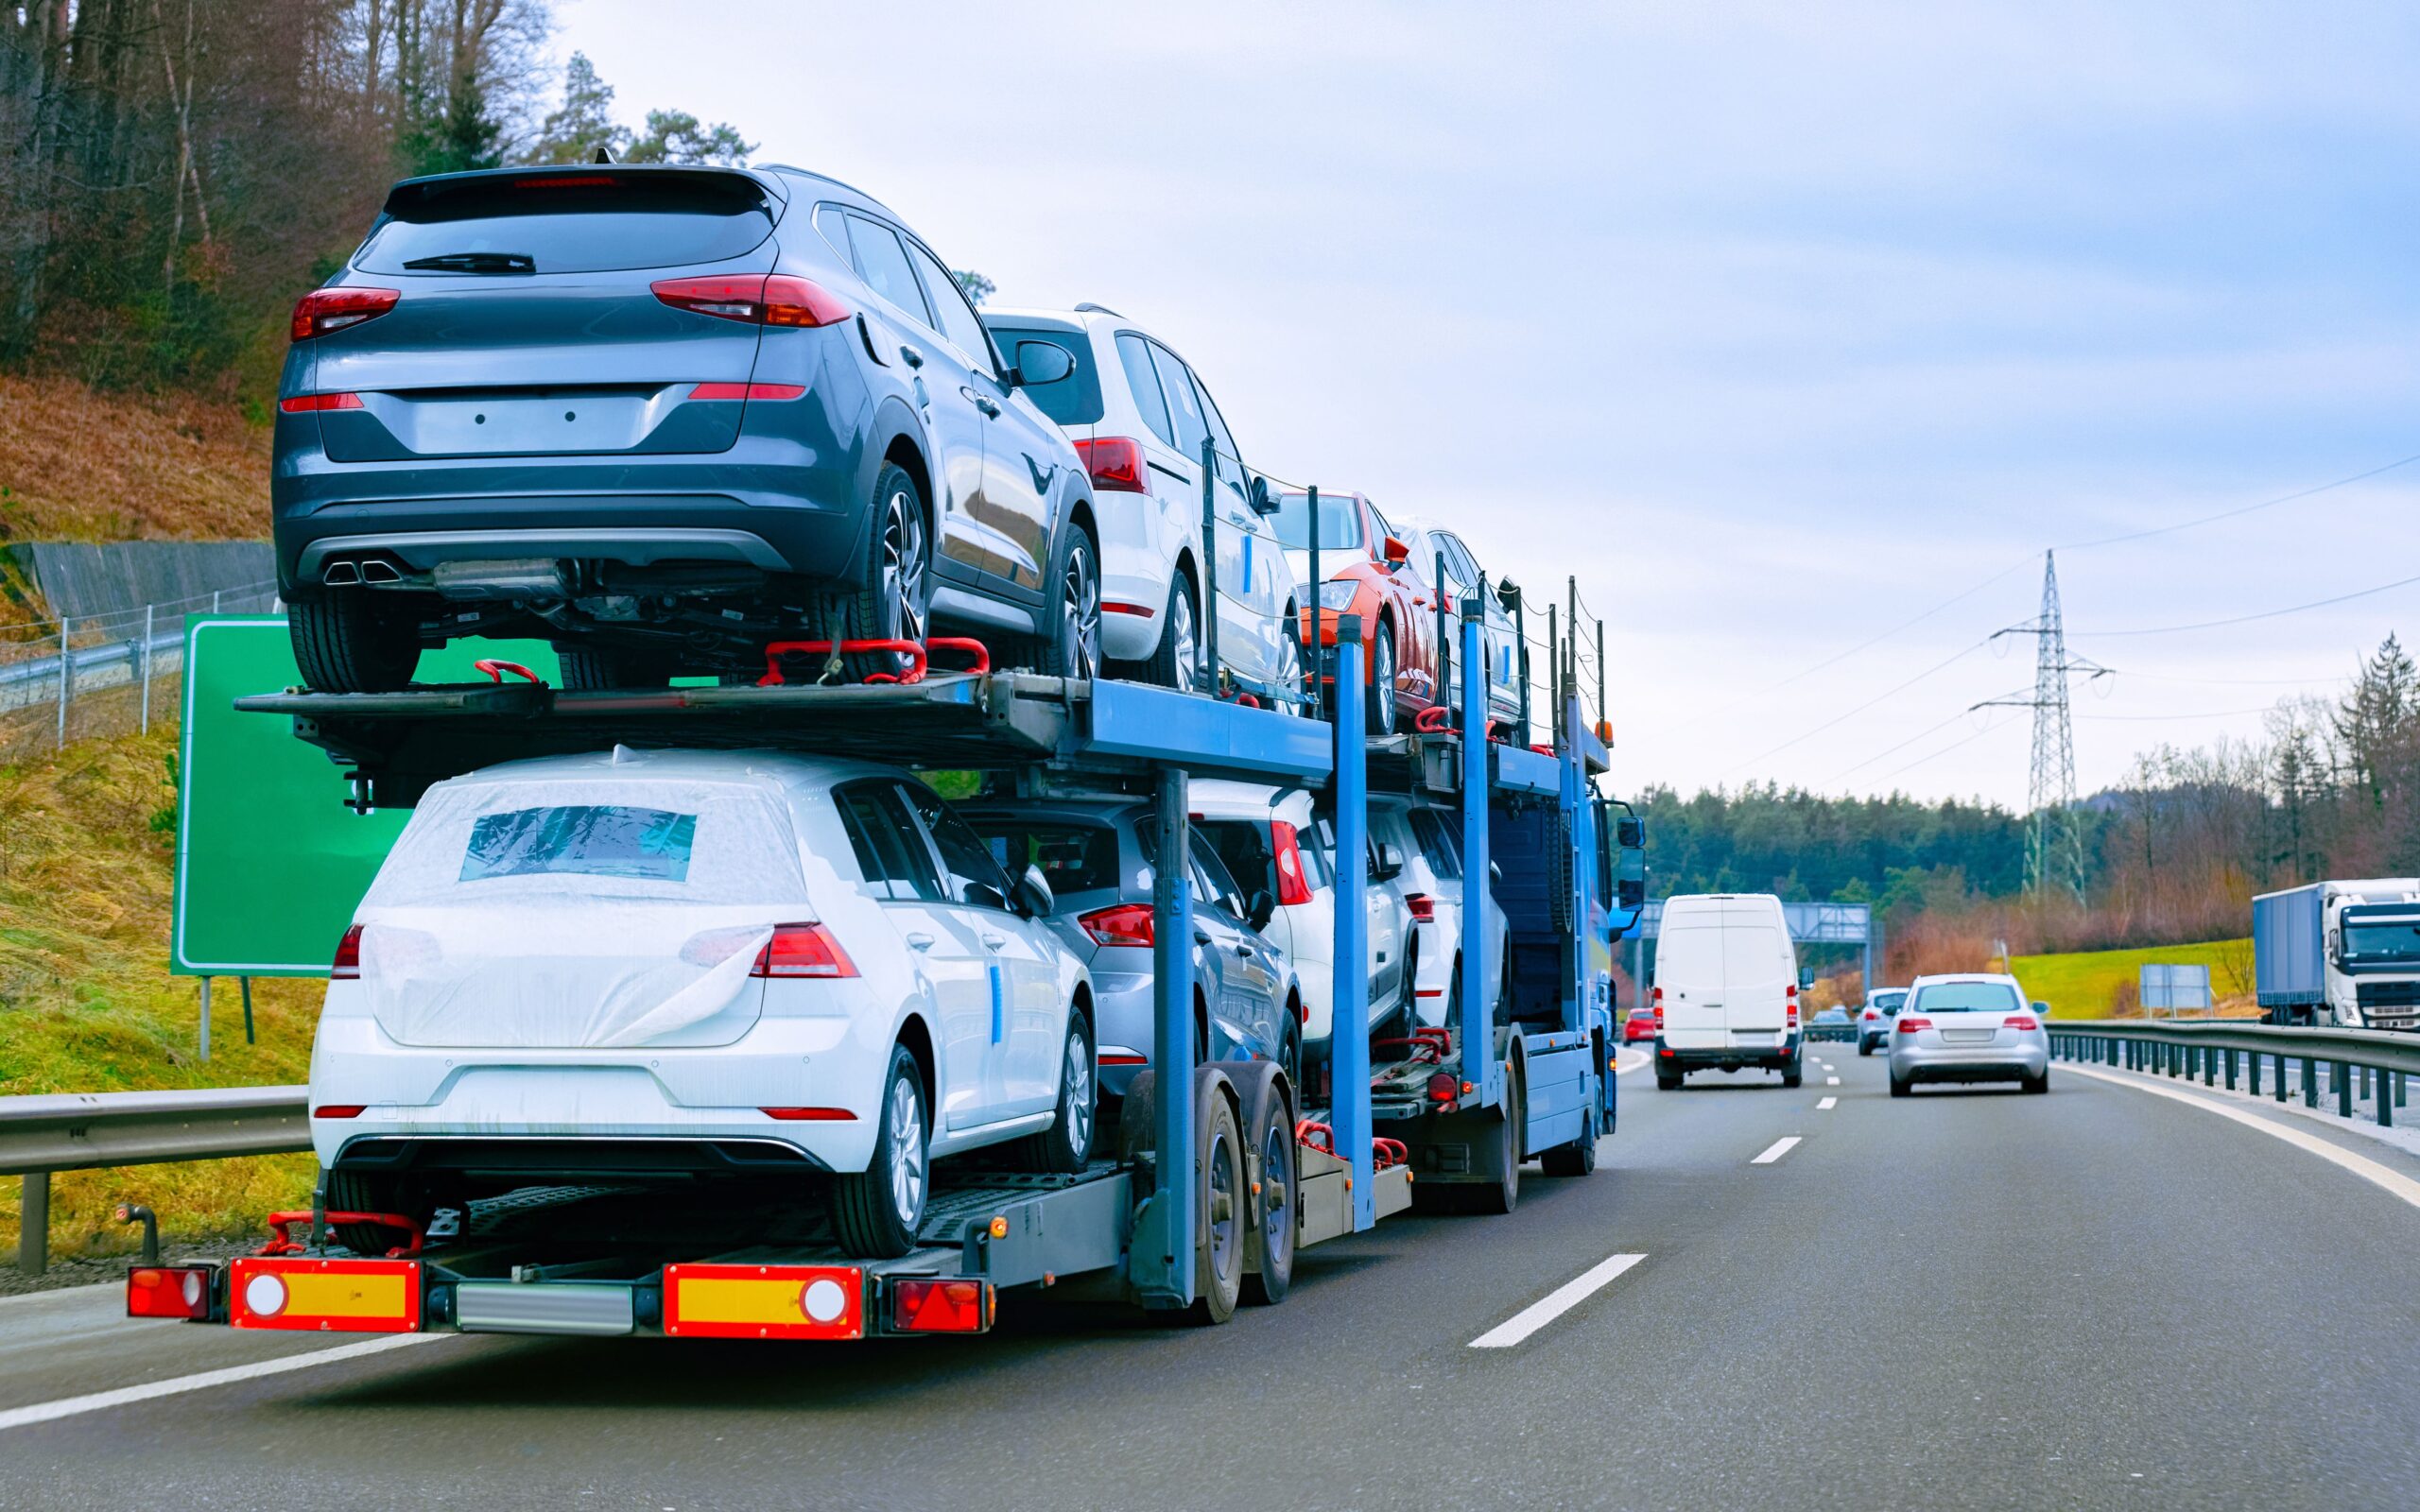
[273,163,1099,691]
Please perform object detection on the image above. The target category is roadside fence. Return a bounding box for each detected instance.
[2048,1020,2414,1130]
[0,580,277,759]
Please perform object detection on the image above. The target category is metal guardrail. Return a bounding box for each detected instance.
[3,1086,308,1275]
[2048,1020,2414,1130]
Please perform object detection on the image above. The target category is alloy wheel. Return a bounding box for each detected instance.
[1169,587,1198,693]
[881,489,927,672]
[1062,538,1102,679]
[1372,629,1396,730]
[1063,1027,1095,1160]
[887,1074,926,1227]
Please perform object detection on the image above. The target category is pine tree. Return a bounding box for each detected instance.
[529,52,628,164]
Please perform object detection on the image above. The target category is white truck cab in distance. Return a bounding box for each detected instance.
[2256,878,2420,1030]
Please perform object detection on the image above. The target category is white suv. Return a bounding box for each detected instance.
[309,748,1095,1260]
[983,305,1305,705]
[1373,797,1509,1030]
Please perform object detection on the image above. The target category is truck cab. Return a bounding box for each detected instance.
[2256,879,2420,1031]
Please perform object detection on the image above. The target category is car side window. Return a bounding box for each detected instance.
[1409,810,1462,881]
[1150,342,1212,463]
[905,784,1014,911]
[844,215,933,328]
[904,239,999,372]
[834,782,944,902]
[1439,533,1480,590]
[1116,334,1175,447]
[1192,835,1252,919]
[1193,370,1246,496]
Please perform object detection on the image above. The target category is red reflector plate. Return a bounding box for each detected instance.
[228,1257,422,1333]
[125,1264,215,1319]
[663,1263,864,1340]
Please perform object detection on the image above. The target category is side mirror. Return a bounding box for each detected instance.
[2032,1001,2051,1017]
[1374,841,1403,881]
[1246,887,1277,932]
[1490,861,1503,884]
[1495,578,1521,612]
[1616,816,1646,850]
[1617,877,1646,909]
[1010,339,1075,387]
[1248,474,1282,516]
[1012,864,1055,919]
[1382,536,1410,567]
[1799,969,1816,990]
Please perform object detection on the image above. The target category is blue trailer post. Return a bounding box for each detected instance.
[1132,765,1196,1309]
[1459,603,1494,1107]
[1331,616,1374,1231]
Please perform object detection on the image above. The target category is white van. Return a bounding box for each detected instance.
[1651,893,1803,1090]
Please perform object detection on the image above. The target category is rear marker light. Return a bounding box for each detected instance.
[1098,1053,1150,1066]
[760,1107,856,1121]
[332,923,363,980]
[312,1105,366,1120]
[279,392,365,413]
[892,1277,992,1334]
[1080,902,1155,948]
[1074,436,1149,493]
[1652,985,1665,1029]
[126,1264,214,1319]
[652,274,850,329]
[689,382,807,402]
[1426,1072,1458,1103]
[1897,1017,1932,1033]
[290,287,399,342]
[752,923,857,979]
[1270,820,1313,907]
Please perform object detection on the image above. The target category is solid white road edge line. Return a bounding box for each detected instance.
[1751,1135,1802,1165]
[2062,1062,2420,1212]
[1469,1252,1647,1349]
[1818,1096,1838,1110]
[0,1332,452,1433]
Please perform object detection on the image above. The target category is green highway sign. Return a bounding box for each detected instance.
[169,617,562,976]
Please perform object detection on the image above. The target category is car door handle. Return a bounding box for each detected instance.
[903,932,936,952]
[962,387,1001,418]
[1192,930,1213,946]
[898,343,925,369]
[980,933,1008,951]
[1234,945,1253,958]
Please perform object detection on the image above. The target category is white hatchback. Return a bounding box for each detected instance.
[982,305,1305,705]
[308,748,1096,1259]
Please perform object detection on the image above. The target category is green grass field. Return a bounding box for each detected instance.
[2007,937,2253,1020]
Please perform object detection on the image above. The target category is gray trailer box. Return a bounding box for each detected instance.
[2253,885,2325,1011]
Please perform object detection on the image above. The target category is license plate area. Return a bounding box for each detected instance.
[1941,1029,1996,1045]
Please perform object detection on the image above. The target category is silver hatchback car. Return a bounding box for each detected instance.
[1887,973,2049,1096]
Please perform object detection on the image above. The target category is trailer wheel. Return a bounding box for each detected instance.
[1539,1104,1598,1177]
[1468,1067,1522,1215]
[1146,1074,1246,1327]
[831,1044,928,1259]
[1236,1065,1297,1306]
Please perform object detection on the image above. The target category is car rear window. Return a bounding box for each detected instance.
[970,817,1122,895]
[354,170,778,275]
[1910,982,2021,1014]
[1868,990,1908,1012]
[986,324,1103,426]
[1273,492,1364,552]
[459,805,696,883]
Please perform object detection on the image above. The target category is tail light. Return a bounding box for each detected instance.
[1074,437,1148,493]
[651,274,849,328]
[891,1277,993,1334]
[279,392,364,413]
[1080,903,1155,948]
[1786,984,1799,1028]
[290,286,398,342]
[332,923,363,980]
[2004,1015,2040,1031]
[312,1105,366,1119]
[1426,1072,1459,1103]
[1270,821,1313,907]
[1651,985,1664,1028]
[126,1263,215,1320]
[1896,1017,1932,1033]
[752,923,857,978]
[688,382,807,402]
[1404,891,1435,922]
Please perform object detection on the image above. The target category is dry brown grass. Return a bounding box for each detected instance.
[0,373,268,545]
[0,727,320,1258]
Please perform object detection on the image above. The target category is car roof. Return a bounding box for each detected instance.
[440,747,907,798]
[1910,972,2022,987]
[958,796,1146,823]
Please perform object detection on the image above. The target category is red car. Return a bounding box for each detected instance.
[1622,1011,1659,1043]
[1276,490,1440,734]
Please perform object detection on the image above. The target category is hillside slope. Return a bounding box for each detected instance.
[0,375,267,545]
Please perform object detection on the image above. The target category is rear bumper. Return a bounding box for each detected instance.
[1890,1043,2049,1082]
[1658,1036,1800,1070]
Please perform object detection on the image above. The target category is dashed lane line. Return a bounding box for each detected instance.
[1751,1135,1802,1165]
[1468,1252,1648,1349]
[2061,1062,2420,1212]
[1818,1096,1838,1110]
[1825,1076,1840,1086]
[0,1332,453,1433]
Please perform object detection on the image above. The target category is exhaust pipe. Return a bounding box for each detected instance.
[359,559,404,585]
[322,561,363,587]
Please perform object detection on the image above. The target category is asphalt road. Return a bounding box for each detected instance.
[6,1046,2418,1511]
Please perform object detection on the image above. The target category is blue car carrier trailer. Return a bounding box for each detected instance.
[126,594,1644,1339]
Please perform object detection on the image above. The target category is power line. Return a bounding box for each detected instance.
[1870,711,2019,784]
[1723,637,1994,776]
[2053,449,2420,553]
[1821,695,2025,783]
[2075,707,2277,722]
[2071,570,2420,639]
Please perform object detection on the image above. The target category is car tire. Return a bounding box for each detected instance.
[1890,1070,1912,1098]
[322,1167,436,1258]
[1781,1064,1803,1090]
[1539,1104,1598,1177]
[1140,569,1200,693]
[1147,1077,1246,1327]
[1365,616,1397,735]
[1274,610,1308,716]
[1656,1069,1682,1091]
[554,644,673,690]
[1012,1010,1097,1174]
[1237,1066,1296,1306]
[288,593,420,694]
[838,462,930,683]
[1467,1067,1522,1215]
[830,1043,928,1259]
[1040,522,1103,681]
[1280,1023,1303,1097]
[2022,1071,2049,1095]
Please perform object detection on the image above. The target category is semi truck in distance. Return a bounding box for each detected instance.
[2253,879,2420,1031]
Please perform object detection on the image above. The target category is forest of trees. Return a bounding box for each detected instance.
[0,2,749,398]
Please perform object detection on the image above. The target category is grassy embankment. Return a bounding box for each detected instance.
[2007,937,2256,1019]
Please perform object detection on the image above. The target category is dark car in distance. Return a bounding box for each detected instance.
[273,163,1100,691]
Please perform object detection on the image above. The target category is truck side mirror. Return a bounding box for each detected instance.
[1617,877,1646,909]
[1617,816,1646,850]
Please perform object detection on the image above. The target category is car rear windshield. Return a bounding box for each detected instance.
[1869,989,1908,1012]
[1910,982,2021,1014]
[460,805,697,883]
[354,170,778,276]
[1273,492,1364,552]
[970,817,1122,895]
[984,324,1103,426]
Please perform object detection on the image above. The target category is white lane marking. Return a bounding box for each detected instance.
[1825,1076,1840,1086]
[0,1332,451,1433]
[1818,1096,1838,1110]
[2062,1062,2420,1211]
[1469,1252,1647,1349]
[1614,1048,1651,1076]
[1751,1135,1802,1164]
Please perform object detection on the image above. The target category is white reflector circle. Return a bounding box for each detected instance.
[801,1278,847,1323]
[244,1272,287,1317]
[182,1271,204,1308]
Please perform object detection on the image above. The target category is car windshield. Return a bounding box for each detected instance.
[1869,990,1907,1013]
[984,324,1104,426]
[2342,919,2420,966]
[1272,491,1364,552]
[1910,982,2021,1014]
[967,817,1122,895]
[355,170,777,275]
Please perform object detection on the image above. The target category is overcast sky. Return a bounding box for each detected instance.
[560,0,2420,810]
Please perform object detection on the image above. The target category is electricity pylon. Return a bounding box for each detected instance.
[1974,552,2107,902]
